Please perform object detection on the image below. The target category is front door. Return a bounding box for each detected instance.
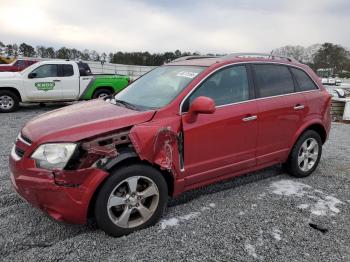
[24,64,62,100]
[181,65,258,186]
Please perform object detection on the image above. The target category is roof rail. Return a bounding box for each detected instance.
[223,53,298,63]
[170,55,220,63]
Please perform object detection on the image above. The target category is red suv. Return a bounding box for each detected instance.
[9,54,331,236]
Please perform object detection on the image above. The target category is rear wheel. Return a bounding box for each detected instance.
[92,88,113,99]
[94,164,168,237]
[286,130,322,178]
[0,90,19,113]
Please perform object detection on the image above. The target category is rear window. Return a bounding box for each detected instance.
[253,64,294,98]
[61,64,74,77]
[291,67,318,92]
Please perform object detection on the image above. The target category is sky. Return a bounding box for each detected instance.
[0,0,349,54]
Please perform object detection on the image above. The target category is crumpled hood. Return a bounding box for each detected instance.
[0,71,21,79]
[22,99,155,144]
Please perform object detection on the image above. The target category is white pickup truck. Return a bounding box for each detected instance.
[0,60,130,112]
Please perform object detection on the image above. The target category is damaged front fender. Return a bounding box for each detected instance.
[129,117,183,176]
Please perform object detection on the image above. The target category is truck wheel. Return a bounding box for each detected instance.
[285,130,322,178]
[94,164,168,237]
[0,90,19,113]
[92,89,113,99]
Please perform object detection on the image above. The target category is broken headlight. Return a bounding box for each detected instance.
[31,143,77,170]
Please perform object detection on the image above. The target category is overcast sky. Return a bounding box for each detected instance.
[0,0,349,54]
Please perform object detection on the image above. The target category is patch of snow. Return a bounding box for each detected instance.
[270,180,311,197]
[160,204,215,230]
[298,204,309,209]
[179,212,201,221]
[257,192,266,199]
[201,206,210,211]
[272,228,282,241]
[160,218,179,229]
[269,180,344,217]
[245,243,258,259]
[310,196,343,216]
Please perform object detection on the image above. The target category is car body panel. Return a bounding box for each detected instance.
[80,75,130,99]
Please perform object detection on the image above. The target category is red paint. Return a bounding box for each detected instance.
[9,57,331,224]
[0,59,37,72]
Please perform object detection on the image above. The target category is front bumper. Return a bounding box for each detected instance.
[9,148,109,224]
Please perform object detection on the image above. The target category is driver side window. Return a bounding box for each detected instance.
[31,65,58,78]
[183,65,250,112]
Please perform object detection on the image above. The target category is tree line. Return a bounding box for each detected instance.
[0,41,201,66]
[1,40,350,77]
[272,43,350,78]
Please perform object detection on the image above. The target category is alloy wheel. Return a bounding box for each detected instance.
[107,176,159,228]
[298,138,319,172]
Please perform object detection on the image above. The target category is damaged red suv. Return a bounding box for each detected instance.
[9,54,331,236]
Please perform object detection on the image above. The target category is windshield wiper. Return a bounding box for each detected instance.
[114,99,139,110]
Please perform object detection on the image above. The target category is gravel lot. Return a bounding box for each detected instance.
[0,103,349,261]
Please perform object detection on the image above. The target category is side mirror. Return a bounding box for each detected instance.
[186,96,216,123]
[28,72,37,79]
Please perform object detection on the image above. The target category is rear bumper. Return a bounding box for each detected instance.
[9,151,109,224]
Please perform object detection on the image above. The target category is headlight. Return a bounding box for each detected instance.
[31,143,77,170]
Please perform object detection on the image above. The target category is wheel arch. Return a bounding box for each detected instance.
[86,151,175,222]
[0,87,22,102]
[92,86,115,97]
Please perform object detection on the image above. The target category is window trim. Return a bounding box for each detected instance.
[181,63,254,113]
[179,61,320,115]
[30,64,59,79]
[290,66,318,92]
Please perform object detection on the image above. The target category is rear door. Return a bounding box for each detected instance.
[24,64,62,100]
[59,64,80,99]
[181,65,258,185]
[252,63,307,165]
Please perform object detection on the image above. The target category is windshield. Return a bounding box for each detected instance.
[114,66,205,109]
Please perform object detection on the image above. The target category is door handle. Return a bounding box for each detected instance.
[242,115,257,122]
[53,79,61,82]
[294,104,305,110]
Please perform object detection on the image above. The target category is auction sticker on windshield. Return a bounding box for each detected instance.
[176,71,198,78]
[35,82,55,91]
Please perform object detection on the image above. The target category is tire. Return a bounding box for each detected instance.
[92,88,113,99]
[94,164,168,237]
[286,130,322,178]
[0,90,19,113]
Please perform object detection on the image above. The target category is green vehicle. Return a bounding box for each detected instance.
[78,62,131,99]
[0,61,131,112]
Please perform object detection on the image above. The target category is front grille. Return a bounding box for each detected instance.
[14,146,25,158]
[20,134,32,145]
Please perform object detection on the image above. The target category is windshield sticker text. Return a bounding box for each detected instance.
[176,71,198,79]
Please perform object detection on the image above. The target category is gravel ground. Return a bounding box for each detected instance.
[0,103,349,261]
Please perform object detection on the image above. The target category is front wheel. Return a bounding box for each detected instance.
[0,90,19,113]
[94,164,168,237]
[286,130,322,178]
[92,88,113,99]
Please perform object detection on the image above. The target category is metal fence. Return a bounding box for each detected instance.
[20,57,156,80]
[86,61,156,80]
